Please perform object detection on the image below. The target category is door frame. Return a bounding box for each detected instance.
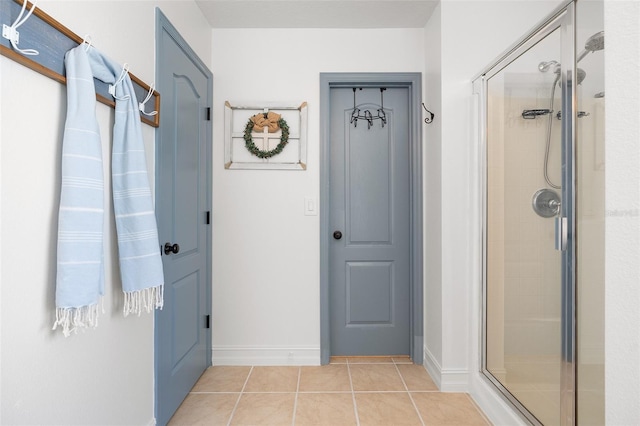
[154,8,213,423]
[319,73,423,365]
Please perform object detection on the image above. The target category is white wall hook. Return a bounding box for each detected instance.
[139,83,158,116]
[82,34,93,52]
[3,0,40,56]
[108,63,130,100]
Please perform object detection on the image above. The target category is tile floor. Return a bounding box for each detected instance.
[168,356,491,425]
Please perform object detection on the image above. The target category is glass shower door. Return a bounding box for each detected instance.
[482,8,574,425]
[575,2,605,424]
[479,3,605,424]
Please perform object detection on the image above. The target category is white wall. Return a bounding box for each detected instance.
[210,28,425,365]
[423,2,443,377]
[604,2,640,423]
[0,1,211,424]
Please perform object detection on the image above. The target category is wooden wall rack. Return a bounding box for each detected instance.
[0,0,160,127]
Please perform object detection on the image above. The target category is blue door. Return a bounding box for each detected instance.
[329,87,411,356]
[154,10,212,426]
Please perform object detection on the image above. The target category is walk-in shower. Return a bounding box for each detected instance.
[474,1,605,425]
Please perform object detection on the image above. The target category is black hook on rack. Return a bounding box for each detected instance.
[422,103,435,124]
[350,87,387,130]
[377,88,387,126]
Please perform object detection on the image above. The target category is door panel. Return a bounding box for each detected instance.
[347,262,393,324]
[348,121,392,243]
[172,272,200,366]
[329,87,410,356]
[155,12,212,426]
[174,77,201,255]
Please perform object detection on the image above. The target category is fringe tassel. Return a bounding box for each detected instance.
[52,303,100,337]
[123,284,164,317]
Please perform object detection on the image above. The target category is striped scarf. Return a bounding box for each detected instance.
[53,45,164,336]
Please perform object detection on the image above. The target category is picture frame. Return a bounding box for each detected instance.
[224,101,308,170]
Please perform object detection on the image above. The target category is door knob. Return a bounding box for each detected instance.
[333,231,342,240]
[164,242,180,255]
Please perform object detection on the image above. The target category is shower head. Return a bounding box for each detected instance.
[538,60,560,72]
[577,30,604,62]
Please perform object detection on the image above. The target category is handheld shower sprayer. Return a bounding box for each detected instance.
[577,31,605,62]
[531,31,604,192]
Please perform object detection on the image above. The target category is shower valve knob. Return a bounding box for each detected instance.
[532,189,561,218]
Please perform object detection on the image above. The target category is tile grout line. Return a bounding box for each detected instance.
[394,361,426,426]
[226,366,254,426]
[346,359,361,426]
[291,367,301,426]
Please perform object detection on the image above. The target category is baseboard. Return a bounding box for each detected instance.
[440,368,470,391]
[212,345,321,366]
[423,345,443,389]
[423,345,469,392]
[469,373,528,425]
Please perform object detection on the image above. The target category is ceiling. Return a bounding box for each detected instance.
[195,0,439,29]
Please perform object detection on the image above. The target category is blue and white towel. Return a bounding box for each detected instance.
[54,45,164,336]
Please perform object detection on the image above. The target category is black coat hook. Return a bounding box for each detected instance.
[422,103,435,124]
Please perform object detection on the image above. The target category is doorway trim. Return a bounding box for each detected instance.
[319,72,423,365]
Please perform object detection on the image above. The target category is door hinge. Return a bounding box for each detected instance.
[206,211,211,225]
[205,315,211,329]
[205,107,211,121]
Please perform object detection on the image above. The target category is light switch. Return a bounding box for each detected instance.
[304,197,318,216]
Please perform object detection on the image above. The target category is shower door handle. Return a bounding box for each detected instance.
[555,216,567,251]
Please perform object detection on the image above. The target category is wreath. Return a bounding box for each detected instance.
[243,112,290,159]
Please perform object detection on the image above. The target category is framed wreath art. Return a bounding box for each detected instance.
[224,102,308,170]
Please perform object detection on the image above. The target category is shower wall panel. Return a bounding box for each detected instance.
[502,76,562,359]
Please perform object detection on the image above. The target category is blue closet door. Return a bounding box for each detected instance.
[154,10,212,426]
[329,87,411,356]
